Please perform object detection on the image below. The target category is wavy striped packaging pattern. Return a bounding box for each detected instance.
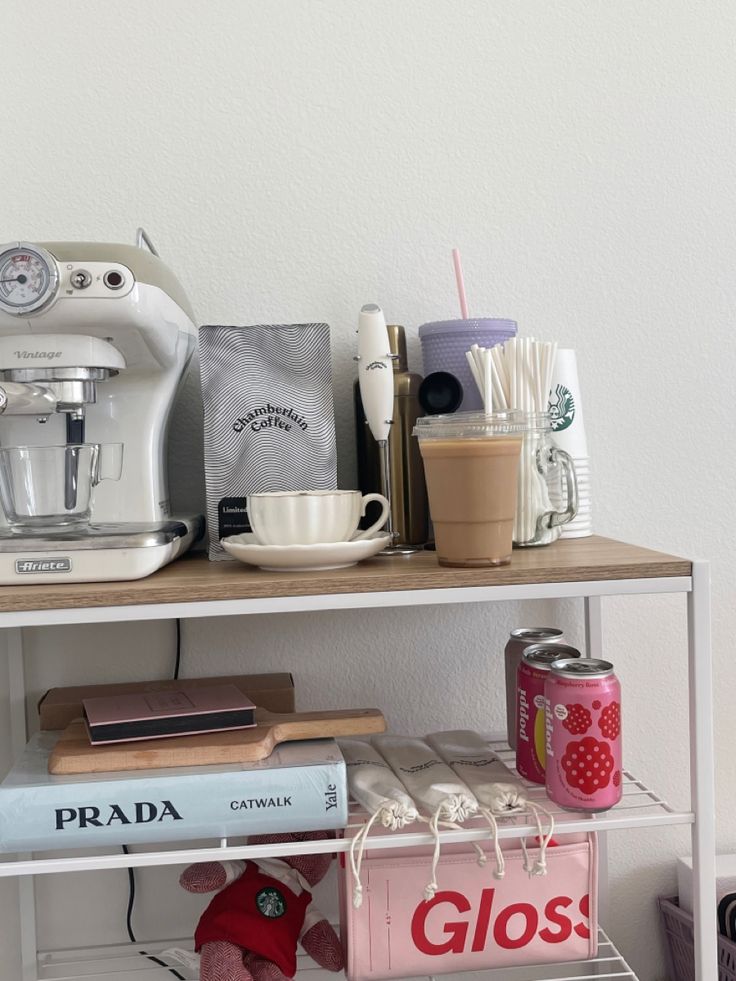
[200,324,338,559]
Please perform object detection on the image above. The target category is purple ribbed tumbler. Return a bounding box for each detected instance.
[418,319,518,411]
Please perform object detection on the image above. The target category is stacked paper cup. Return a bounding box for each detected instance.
[548,349,592,538]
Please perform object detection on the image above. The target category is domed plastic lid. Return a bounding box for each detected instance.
[413,410,530,439]
[414,410,544,439]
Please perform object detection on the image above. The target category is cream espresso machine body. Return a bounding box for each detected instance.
[0,234,202,583]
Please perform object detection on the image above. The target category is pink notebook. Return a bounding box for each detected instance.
[82,684,257,744]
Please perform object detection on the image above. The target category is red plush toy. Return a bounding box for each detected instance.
[180,831,344,981]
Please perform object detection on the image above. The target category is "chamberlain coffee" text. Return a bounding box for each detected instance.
[232,403,308,434]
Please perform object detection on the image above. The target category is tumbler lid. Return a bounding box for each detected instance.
[418,318,517,340]
[413,410,528,439]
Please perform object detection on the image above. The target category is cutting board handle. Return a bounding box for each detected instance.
[266,707,385,741]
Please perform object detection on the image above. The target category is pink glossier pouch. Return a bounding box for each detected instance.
[339,817,597,980]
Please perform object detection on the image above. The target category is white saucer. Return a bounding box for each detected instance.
[221,532,392,571]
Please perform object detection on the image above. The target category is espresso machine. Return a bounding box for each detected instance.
[0,230,203,583]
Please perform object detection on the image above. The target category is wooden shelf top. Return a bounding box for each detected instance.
[0,536,690,615]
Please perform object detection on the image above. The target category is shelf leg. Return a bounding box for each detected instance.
[584,595,603,660]
[6,627,38,981]
[688,561,717,981]
[583,596,609,929]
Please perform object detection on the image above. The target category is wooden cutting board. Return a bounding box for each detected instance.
[48,707,386,775]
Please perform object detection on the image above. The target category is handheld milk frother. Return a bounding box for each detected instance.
[356,304,416,555]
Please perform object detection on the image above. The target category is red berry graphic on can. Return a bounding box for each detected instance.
[562,703,592,735]
[561,736,614,793]
[599,701,621,740]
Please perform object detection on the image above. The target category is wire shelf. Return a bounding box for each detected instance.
[0,738,692,879]
[37,928,638,981]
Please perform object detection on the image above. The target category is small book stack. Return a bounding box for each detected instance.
[82,684,258,744]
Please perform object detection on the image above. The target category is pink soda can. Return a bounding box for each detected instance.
[516,643,581,784]
[505,628,565,749]
[545,658,622,812]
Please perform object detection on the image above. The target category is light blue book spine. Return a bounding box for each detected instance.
[0,735,347,852]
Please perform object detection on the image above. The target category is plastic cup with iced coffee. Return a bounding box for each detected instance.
[414,412,525,567]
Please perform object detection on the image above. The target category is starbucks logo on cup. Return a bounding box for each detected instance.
[548,384,575,432]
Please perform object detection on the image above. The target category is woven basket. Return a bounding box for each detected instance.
[658,896,736,981]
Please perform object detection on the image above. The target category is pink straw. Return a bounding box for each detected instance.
[452,248,469,320]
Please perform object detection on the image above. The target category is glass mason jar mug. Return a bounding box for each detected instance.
[513,413,577,547]
[0,443,123,531]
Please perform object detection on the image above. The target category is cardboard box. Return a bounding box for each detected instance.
[38,672,294,730]
[677,854,736,914]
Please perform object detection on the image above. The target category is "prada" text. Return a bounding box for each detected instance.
[55,800,183,830]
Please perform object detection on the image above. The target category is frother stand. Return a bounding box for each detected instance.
[356,303,418,556]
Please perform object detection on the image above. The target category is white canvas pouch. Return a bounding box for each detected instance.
[339,739,419,908]
[426,730,555,878]
[372,735,479,898]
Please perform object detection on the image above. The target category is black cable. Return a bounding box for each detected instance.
[173,618,182,680]
[122,844,136,943]
[119,619,186,979]
[122,845,185,977]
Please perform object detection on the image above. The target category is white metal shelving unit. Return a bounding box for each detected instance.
[0,538,717,981]
[36,929,639,981]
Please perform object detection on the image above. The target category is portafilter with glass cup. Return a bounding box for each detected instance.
[0,233,203,583]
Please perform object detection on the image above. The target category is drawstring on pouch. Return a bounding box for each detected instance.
[339,740,421,911]
[426,730,556,880]
[349,799,418,908]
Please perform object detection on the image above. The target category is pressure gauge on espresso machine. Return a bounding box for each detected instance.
[0,243,59,315]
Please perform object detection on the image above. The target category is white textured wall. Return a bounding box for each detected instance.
[1,2,733,978]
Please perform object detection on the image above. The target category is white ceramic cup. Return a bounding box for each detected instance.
[247,490,390,546]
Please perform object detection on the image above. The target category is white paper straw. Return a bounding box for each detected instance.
[465,349,483,402]
[483,348,492,415]
[534,343,543,411]
[547,343,558,405]
[491,362,506,411]
[491,346,509,406]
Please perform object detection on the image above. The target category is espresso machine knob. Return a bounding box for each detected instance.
[70,269,92,290]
